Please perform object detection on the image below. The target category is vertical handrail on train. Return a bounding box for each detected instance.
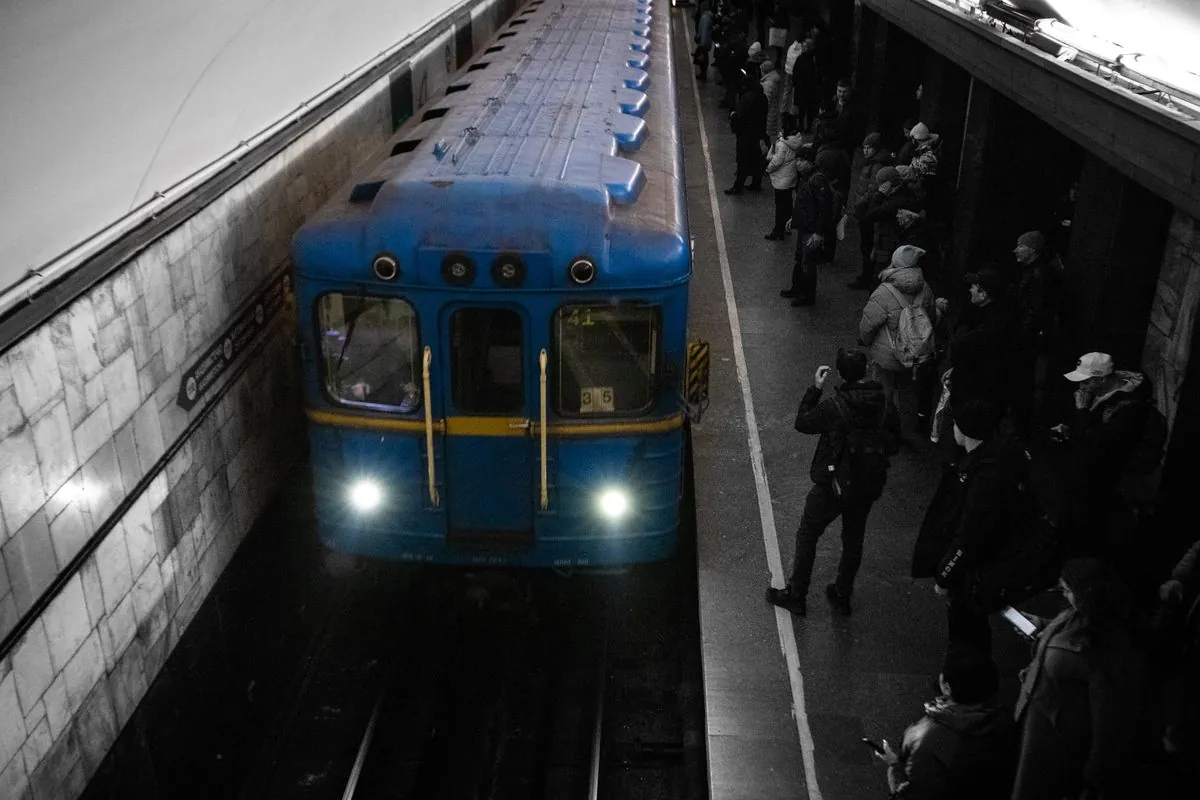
[422,346,439,507]
[539,349,548,510]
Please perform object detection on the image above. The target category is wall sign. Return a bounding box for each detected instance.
[176,269,291,410]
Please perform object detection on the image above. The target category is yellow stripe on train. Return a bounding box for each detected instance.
[305,408,684,438]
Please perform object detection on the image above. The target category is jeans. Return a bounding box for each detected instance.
[788,483,872,598]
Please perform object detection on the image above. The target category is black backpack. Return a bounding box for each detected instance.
[830,395,891,505]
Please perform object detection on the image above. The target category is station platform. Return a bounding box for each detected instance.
[671,11,1036,800]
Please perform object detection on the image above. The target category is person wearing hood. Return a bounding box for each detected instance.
[767,349,891,616]
[858,245,942,430]
[760,59,782,140]
[725,68,768,195]
[875,645,1015,800]
[764,130,804,239]
[1054,352,1155,559]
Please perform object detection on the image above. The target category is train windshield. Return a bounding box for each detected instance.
[553,304,659,415]
[317,293,421,412]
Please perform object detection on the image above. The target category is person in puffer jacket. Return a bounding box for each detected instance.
[852,165,926,288]
[876,645,1014,800]
[846,133,895,290]
[858,245,940,431]
[764,132,803,240]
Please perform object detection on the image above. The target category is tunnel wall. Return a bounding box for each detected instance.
[0,0,523,796]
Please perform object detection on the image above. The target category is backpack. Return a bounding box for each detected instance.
[882,283,935,368]
[830,395,891,505]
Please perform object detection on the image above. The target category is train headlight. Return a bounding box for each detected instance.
[598,488,630,520]
[348,480,383,512]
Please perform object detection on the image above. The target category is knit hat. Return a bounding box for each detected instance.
[891,244,925,270]
[836,348,868,383]
[964,267,1008,297]
[1064,352,1114,382]
[875,165,900,185]
[1016,230,1046,251]
[814,149,841,174]
[863,132,883,149]
[747,41,763,57]
[950,395,1001,440]
[760,60,775,76]
[910,122,933,141]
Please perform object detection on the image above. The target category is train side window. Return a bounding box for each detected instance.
[317,294,421,412]
[552,304,659,416]
[450,308,524,414]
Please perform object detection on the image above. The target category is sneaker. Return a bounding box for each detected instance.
[825,583,852,615]
[779,288,798,298]
[766,587,807,616]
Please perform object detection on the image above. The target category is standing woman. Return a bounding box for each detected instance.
[1011,558,1147,800]
[763,130,803,240]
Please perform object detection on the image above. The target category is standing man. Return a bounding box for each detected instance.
[767,349,891,616]
[725,67,768,195]
[781,149,839,306]
[1010,230,1063,438]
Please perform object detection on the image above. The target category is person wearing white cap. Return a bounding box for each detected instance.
[1055,352,1154,557]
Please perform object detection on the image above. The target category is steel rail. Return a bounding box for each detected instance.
[341,683,389,800]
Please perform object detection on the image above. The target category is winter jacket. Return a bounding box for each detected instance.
[1015,253,1063,345]
[761,69,782,140]
[910,138,941,180]
[829,98,858,152]
[1012,610,1146,799]
[858,266,937,373]
[814,143,850,206]
[854,184,924,269]
[732,81,768,143]
[889,697,1014,800]
[847,149,895,213]
[765,134,803,190]
[947,299,1020,409]
[792,170,837,238]
[793,379,887,487]
[912,434,1029,585]
[1063,371,1153,531]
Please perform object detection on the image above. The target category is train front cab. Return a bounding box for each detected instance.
[304,284,710,568]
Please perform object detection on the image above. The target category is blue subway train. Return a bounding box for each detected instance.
[291,0,708,567]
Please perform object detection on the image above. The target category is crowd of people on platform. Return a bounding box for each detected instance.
[692,2,1199,797]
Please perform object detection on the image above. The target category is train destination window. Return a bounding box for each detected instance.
[450,308,524,414]
[554,305,659,415]
[317,294,421,412]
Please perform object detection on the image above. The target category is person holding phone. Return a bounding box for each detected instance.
[872,645,1014,799]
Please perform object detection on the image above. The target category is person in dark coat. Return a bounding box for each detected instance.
[1053,352,1153,560]
[845,133,895,290]
[767,349,888,616]
[827,78,859,154]
[947,267,1020,415]
[913,397,1025,654]
[781,149,839,306]
[1009,230,1064,439]
[876,645,1015,799]
[725,69,768,194]
[851,165,925,289]
[1011,559,1147,800]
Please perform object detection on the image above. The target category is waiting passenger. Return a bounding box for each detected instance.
[725,68,768,195]
[763,130,803,240]
[874,645,1014,800]
[781,149,839,306]
[844,132,894,290]
[907,122,941,180]
[851,165,924,289]
[1009,230,1064,439]
[947,267,1019,415]
[760,60,782,141]
[766,348,892,616]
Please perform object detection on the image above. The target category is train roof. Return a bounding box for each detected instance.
[294,0,689,291]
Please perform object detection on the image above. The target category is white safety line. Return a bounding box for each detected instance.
[682,13,824,800]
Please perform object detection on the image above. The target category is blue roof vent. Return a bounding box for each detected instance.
[620,67,649,91]
[602,156,646,206]
[626,52,650,70]
[629,35,651,54]
[612,115,647,152]
[615,88,650,118]
[633,23,650,38]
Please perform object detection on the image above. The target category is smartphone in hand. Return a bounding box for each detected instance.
[861,737,886,755]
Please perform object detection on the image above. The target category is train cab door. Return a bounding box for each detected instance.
[439,305,537,545]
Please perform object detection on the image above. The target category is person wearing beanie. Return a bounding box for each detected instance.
[912,394,1029,654]
[875,645,1015,800]
[906,121,942,181]
[1010,229,1065,439]
[760,59,782,140]
[851,163,926,289]
[1011,559,1145,799]
[858,245,943,432]
[781,145,840,305]
[767,348,891,617]
[844,134,896,289]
